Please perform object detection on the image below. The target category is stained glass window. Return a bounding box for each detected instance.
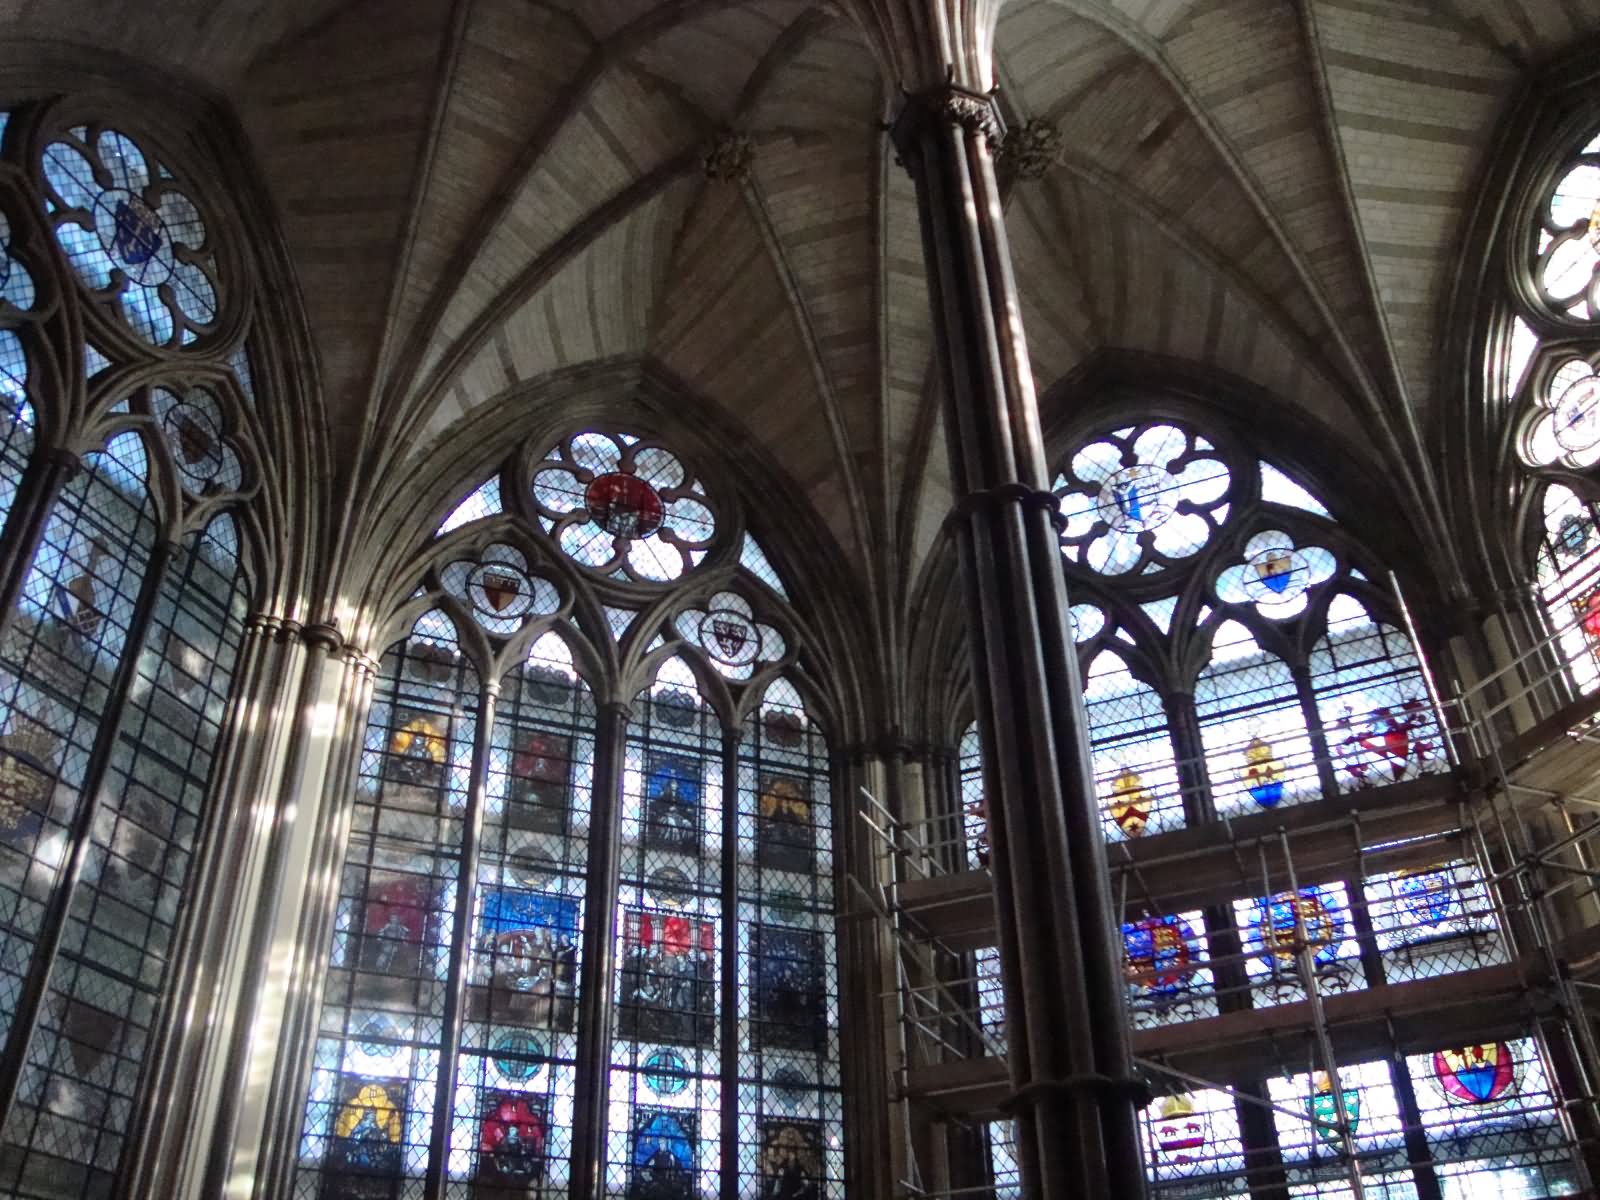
[439,477,504,536]
[0,328,33,537]
[609,657,724,1200]
[959,724,987,870]
[1,513,250,1196]
[1140,1086,1247,1197]
[1534,482,1600,695]
[1407,1038,1579,1198]
[1267,1060,1413,1197]
[1363,858,1507,983]
[296,611,480,1199]
[1056,423,1230,576]
[1121,910,1216,1028]
[1311,595,1446,793]
[0,431,157,1057]
[1524,358,1600,469]
[1233,883,1366,1007]
[41,128,218,347]
[1535,129,1600,321]
[1196,621,1318,820]
[0,206,37,312]
[532,433,715,583]
[739,536,789,600]
[1084,651,1183,839]
[733,679,842,1200]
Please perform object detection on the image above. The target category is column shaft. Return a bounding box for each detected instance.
[890,87,1147,1199]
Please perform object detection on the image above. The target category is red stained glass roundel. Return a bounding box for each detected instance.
[585,472,664,539]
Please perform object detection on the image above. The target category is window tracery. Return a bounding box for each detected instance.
[299,428,838,1198]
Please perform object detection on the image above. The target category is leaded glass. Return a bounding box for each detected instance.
[1233,883,1365,1007]
[0,209,36,312]
[1363,858,1507,983]
[1214,531,1336,620]
[1525,358,1600,468]
[1407,1038,1579,1198]
[0,432,155,1061]
[1311,596,1445,792]
[295,612,479,1200]
[673,593,784,682]
[41,128,218,347]
[446,631,591,1196]
[986,1120,1020,1200]
[0,514,248,1197]
[439,478,504,536]
[1084,651,1183,839]
[734,679,842,1200]
[1196,621,1318,819]
[1536,127,1600,320]
[1267,1060,1414,1198]
[959,724,986,870]
[1534,482,1600,695]
[532,433,714,583]
[438,546,560,639]
[150,385,244,496]
[1140,1087,1247,1197]
[1056,424,1230,576]
[1260,463,1330,517]
[0,330,33,538]
[608,658,723,1200]
[1121,910,1216,1027]
[738,536,789,600]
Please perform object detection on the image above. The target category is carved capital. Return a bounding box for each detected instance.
[702,131,754,183]
[888,84,1006,166]
[999,118,1061,181]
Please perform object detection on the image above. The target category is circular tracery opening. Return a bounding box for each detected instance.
[1097,463,1176,533]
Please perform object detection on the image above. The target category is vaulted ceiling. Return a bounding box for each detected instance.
[14,0,1600,640]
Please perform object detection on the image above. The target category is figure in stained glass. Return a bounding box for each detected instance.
[628,1109,696,1200]
[753,925,826,1053]
[323,1076,407,1200]
[643,754,701,854]
[0,726,54,844]
[507,731,570,834]
[757,774,814,873]
[471,889,579,1030]
[475,1092,548,1195]
[1433,1044,1517,1106]
[1309,1072,1360,1145]
[618,909,716,1046]
[760,1119,823,1200]
[384,709,448,790]
[1150,1095,1208,1167]
[356,873,439,978]
[1575,590,1600,641]
[1241,734,1284,808]
[1107,765,1152,836]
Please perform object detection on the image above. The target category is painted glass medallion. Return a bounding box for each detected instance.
[468,562,533,622]
[1433,1044,1516,1106]
[1558,512,1593,559]
[1240,735,1284,807]
[476,1093,548,1189]
[1122,914,1198,999]
[1098,463,1175,533]
[702,607,760,666]
[1245,546,1303,602]
[490,1030,546,1083]
[1396,866,1457,927]
[98,188,171,283]
[768,1065,811,1113]
[760,1119,823,1200]
[1331,700,1434,786]
[1107,764,1153,837]
[1151,1095,1209,1166]
[1554,371,1600,452]
[1256,889,1341,969]
[642,1049,691,1097]
[587,472,664,538]
[1308,1071,1360,1144]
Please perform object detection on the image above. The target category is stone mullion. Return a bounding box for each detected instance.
[423,679,499,1199]
[0,536,174,1129]
[1386,1047,1443,1200]
[1232,1077,1290,1200]
[1292,664,1342,802]
[891,86,1146,1199]
[568,699,629,1200]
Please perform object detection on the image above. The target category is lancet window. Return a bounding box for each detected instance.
[0,100,264,1199]
[296,430,842,1199]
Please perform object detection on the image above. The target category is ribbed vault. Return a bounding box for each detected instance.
[13,0,1600,728]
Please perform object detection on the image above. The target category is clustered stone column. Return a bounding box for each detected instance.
[875,46,1151,1200]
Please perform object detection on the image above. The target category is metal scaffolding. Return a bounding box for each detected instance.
[862,584,1600,1200]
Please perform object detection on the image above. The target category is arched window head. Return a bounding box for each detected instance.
[1535,128,1600,321]
[41,126,218,347]
[1051,411,1443,830]
[532,431,715,582]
